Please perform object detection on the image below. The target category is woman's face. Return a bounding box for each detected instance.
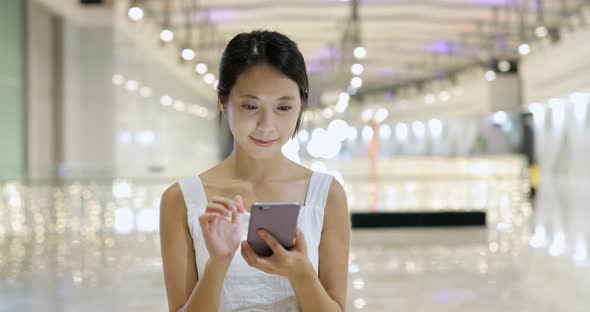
[221,63,302,160]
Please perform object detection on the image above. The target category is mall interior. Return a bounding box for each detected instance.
[1,0,590,311]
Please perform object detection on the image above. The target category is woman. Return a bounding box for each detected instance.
[160,30,350,312]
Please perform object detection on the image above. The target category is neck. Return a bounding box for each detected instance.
[224,145,290,183]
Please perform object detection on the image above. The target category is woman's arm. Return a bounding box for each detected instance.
[288,179,351,311]
[160,184,230,312]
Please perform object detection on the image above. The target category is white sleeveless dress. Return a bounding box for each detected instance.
[178,171,333,312]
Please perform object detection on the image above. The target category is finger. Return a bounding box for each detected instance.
[241,241,263,268]
[295,227,304,240]
[241,241,274,273]
[257,229,286,256]
[198,212,224,222]
[253,257,274,274]
[211,196,238,212]
[234,195,247,213]
[205,203,232,217]
[205,203,231,217]
[205,202,232,213]
[231,204,241,224]
[211,196,239,212]
[294,227,307,251]
[198,213,223,229]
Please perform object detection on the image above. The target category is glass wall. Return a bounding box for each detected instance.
[0,0,25,178]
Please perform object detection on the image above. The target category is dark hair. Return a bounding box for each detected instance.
[217,30,309,138]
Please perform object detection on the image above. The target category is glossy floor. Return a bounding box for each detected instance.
[1,180,589,311]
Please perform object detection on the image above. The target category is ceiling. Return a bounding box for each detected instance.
[139,0,587,105]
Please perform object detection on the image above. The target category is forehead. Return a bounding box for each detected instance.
[231,63,299,98]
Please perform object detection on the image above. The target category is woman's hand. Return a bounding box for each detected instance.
[240,227,312,278]
[199,195,247,266]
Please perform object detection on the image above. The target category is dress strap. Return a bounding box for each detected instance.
[177,175,210,277]
[303,171,333,235]
[178,176,207,220]
[304,172,333,209]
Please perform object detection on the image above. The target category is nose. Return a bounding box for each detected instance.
[256,107,274,131]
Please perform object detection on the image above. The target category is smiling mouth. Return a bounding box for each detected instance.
[250,137,278,146]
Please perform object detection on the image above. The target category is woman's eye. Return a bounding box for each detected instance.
[242,104,258,110]
[278,106,292,111]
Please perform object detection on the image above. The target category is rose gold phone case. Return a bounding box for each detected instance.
[246,202,301,257]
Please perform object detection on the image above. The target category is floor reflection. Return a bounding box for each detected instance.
[0,179,588,311]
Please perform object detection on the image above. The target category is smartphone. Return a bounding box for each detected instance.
[246,202,301,257]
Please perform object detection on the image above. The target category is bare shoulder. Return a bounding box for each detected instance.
[327,176,346,201]
[162,182,182,200]
[160,182,187,220]
[324,176,350,228]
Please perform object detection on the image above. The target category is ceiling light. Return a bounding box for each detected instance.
[351,63,364,75]
[195,63,208,75]
[485,70,496,81]
[351,77,363,88]
[203,73,215,84]
[353,47,367,59]
[181,48,195,61]
[518,43,530,55]
[160,95,173,107]
[160,29,174,42]
[424,94,435,104]
[498,60,511,72]
[535,26,548,38]
[128,7,144,21]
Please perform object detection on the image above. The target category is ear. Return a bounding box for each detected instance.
[218,93,227,117]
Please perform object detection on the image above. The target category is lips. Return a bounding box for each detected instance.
[250,137,278,147]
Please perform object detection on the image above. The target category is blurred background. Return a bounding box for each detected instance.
[1,0,589,311]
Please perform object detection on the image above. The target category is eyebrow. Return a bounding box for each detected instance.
[240,94,296,101]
